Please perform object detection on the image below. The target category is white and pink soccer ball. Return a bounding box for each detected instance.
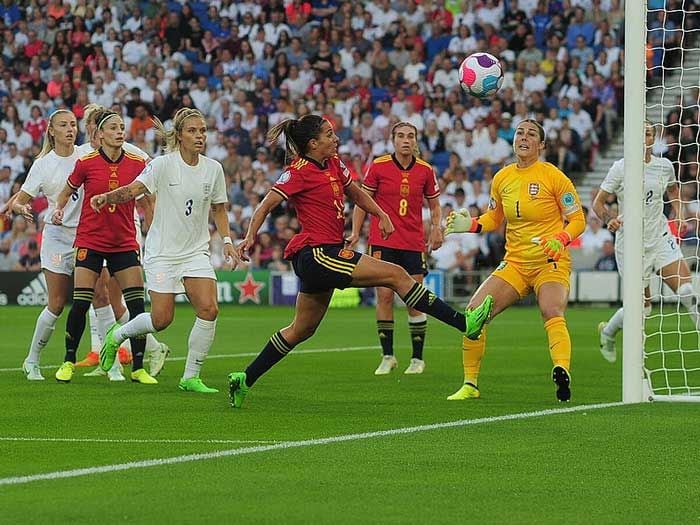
[458,53,504,99]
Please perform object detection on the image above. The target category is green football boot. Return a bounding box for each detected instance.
[99,323,120,372]
[227,372,250,408]
[179,377,219,393]
[464,294,493,340]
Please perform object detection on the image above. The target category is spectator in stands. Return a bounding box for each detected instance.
[14,238,40,271]
[580,215,613,255]
[594,240,617,271]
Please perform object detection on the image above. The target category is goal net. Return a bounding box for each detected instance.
[642,0,700,401]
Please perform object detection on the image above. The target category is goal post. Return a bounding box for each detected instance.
[623,1,700,403]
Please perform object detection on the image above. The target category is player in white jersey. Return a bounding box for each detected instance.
[74,104,170,380]
[11,110,80,380]
[91,108,237,393]
[592,121,700,362]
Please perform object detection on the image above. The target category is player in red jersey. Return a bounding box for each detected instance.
[348,122,443,375]
[226,115,494,408]
[51,110,156,384]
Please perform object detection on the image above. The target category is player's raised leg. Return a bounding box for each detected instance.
[447,274,520,400]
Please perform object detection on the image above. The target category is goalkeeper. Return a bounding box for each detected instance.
[444,119,585,402]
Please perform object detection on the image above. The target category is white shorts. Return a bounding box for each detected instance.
[40,225,76,276]
[145,254,216,294]
[616,231,682,281]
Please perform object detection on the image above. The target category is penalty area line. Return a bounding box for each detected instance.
[0,401,625,487]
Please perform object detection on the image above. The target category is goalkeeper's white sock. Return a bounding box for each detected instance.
[88,306,101,349]
[114,313,156,344]
[677,283,700,329]
[183,317,216,380]
[26,307,58,363]
[604,307,624,338]
[94,305,116,346]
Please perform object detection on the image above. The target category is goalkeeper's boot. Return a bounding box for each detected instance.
[404,358,425,375]
[76,351,99,367]
[597,322,617,363]
[99,323,120,372]
[464,295,493,340]
[118,347,132,365]
[178,377,219,393]
[552,366,571,402]
[447,382,480,400]
[228,371,250,408]
[55,361,75,383]
[148,342,171,377]
[22,359,44,381]
[130,368,158,384]
[374,355,398,375]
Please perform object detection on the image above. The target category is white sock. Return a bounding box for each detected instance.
[114,313,156,344]
[94,305,116,346]
[89,306,101,349]
[27,307,58,363]
[604,307,624,338]
[677,283,700,329]
[183,317,216,380]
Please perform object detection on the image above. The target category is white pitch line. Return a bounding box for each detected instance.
[0,401,625,487]
[0,345,378,372]
[0,437,281,445]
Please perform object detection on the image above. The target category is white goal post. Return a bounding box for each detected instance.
[623,1,700,403]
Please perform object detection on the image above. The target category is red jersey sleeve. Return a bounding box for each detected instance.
[336,157,353,188]
[271,166,304,200]
[67,158,86,189]
[362,162,378,192]
[423,167,440,199]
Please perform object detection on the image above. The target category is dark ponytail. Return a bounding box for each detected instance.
[267,114,325,158]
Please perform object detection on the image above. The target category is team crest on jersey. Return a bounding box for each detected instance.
[76,248,87,261]
[400,183,410,197]
[496,261,507,271]
[338,249,355,260]
[528,183,540,196]
[561,192,579,213]
[276,170,291,184]
[488,197,497,210]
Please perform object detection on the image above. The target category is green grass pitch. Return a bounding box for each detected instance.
[1,304,698,523]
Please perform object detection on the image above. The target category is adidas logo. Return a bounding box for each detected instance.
[18,273,48,306]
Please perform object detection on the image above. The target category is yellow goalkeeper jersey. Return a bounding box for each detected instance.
[484,161,585,267]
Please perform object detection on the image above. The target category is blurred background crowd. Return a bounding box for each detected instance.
[0,0,697,278]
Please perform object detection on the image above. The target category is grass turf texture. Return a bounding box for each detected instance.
[1,305,698,522]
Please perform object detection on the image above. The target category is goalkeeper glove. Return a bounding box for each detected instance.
[536,231,572,262]
[444,208,479,236]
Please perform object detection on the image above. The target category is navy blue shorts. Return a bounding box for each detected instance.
[291,244,362,294]
[368,245,427,276]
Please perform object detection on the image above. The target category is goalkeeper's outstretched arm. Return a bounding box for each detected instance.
[444,206,504,236]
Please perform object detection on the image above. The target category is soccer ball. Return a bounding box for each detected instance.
[458,53,504,99]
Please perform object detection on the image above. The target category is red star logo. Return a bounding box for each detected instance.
[234,273,265,304]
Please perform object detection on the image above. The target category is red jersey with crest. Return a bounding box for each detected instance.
[362,154,440,252]
[272,155,353,259]
[68,148,146,252]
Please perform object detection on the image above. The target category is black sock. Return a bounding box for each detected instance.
[409,319,427,360]
[245,331,294,387]
[401,283,466,332]
[123,287,146,371]
[377,320,394,356]
[65,288,94,363]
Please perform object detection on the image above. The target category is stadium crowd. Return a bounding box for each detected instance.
[0,0,696,278]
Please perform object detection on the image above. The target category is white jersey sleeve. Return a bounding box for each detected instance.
[123,141,151,161]
[212,161,227,205]
[661,156,676,188]
[600,158,624,195]
[21,159,44,198]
